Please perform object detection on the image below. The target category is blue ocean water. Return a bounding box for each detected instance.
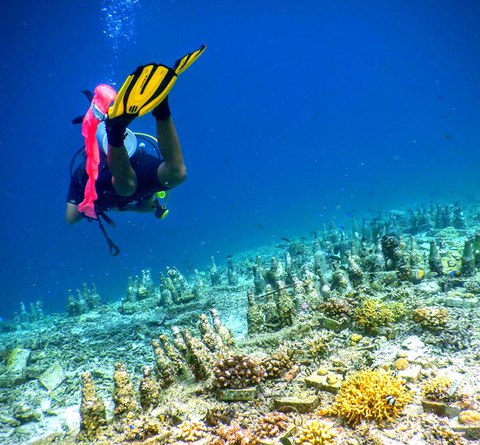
[1,0,479,317]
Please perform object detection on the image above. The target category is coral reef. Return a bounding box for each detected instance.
[199,312,224,352]
[7,200,480,445]
[295,419,337,445]
[175,419,208,442]
[204,405,235,427]
[355,298,406,331]
[112,362,139,418]
[211,308,235,347]
[152,339,177,387]
[213,354,265,389]
[320,298,353,322]
[213,421,255,444]
[79,371,107,441]
[304,330,333,357]
[261,347,295,379]
[159,333,188,375]
[254,411,289,439]
[421,414,467,445]
[138,365,161,411]
[421,375,457,403]
[182,328,215,381]
[324,368,413,425]
[412,306,449,328]
[247,290,264,335]
[123,412,168,441]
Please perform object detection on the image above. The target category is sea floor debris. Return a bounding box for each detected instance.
[1,202,480,444]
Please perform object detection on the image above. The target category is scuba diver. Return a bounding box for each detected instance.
[66,45,206,255]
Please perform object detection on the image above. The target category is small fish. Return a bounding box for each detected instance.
[257,224,265,229]
[280,237,291,243]
[415,269,425,281]
[385,395,396,406]
[444,133,454,140]
[448,270,461,278]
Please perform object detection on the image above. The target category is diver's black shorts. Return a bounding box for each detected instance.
[67,149,166,211]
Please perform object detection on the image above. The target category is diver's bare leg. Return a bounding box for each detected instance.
[108,144,137,196]
[156,117,187,188]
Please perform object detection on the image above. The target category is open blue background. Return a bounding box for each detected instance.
[1,0,479,316]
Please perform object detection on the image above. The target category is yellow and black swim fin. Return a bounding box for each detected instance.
[108,44,206,120]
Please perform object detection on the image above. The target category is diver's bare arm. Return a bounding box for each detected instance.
[108,145,137,196]
[65,203,84,224]
[156,117,187,188]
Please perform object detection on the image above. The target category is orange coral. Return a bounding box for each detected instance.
[214,421,256,445]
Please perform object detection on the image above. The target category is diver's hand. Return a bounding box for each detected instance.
[152,96,171,121]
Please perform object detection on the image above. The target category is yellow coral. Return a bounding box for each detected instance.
[176,420,207,442]
[458,410,480,424]
[412,307,448,328]
[350,333,363,344]
[421,375,455,402]
[296,419,337,445]
[324,369,413,426]
[393,358,409,371]
[355,298,405,331]
[305,331,333,357]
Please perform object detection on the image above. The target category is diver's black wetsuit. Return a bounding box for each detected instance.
[67,149,168,213]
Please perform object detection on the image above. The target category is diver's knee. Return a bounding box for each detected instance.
[112,177,137,196]
[172,165,187,184]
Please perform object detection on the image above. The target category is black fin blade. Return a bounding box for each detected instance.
[81,90,94,102]
[72,115,85,125]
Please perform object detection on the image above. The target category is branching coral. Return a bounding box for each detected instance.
[262,348,295,379]
[421,375,457,402]
[213,421,256,445]
[324,368,413,425]
[254,412,289,439]
[295,419,337,445]
[412,306,448,328]
[123,412,166,441]
[421,414,466,445]
[175,419,208,442]
[355,298,406,331]
[320,298,353,321]
[304,330,334,357]
[205,405,236,427]
[213,354,266,389]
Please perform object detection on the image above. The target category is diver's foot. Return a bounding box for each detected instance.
[152,96,171,122]
[105,115,135,148]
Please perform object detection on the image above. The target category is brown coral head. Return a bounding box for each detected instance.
[213,354,265,389]
[205,406,236,427]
